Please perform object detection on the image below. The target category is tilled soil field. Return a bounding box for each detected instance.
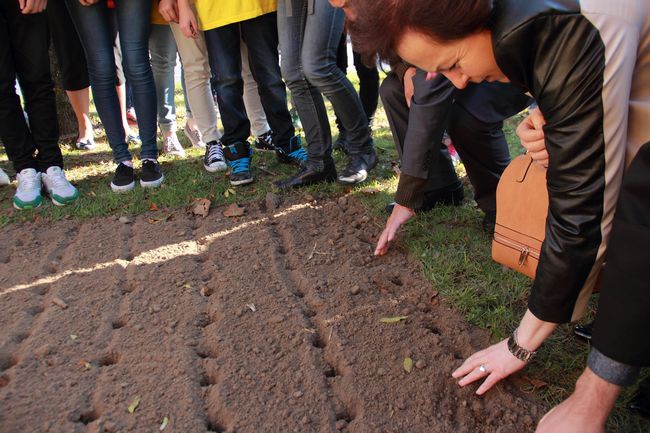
[0,196,544,433]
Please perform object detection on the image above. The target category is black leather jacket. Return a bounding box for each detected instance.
[491,0,648,322]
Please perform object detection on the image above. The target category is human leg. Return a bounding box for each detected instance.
[115,0,159,163]
[241,40,270,139]
[149,23,184,157]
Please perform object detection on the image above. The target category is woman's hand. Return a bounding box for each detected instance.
[451,338,527,395]
[178,0,199,39]
[19,0,47,13]
[159,0,179,23]
[403,67,417,108]
[374,204,416,256]
[517,107,548,167]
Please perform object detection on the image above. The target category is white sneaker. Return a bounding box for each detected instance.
[41,166,79,206]
[203,140,227,172]
[162,134,186,158]
[13,168,42,210]
[184,123,206,149]
[0,168,9,186]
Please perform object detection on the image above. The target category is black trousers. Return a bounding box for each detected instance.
[592,141,650,366]
[47,0,89,91]
[336,33,379,125]
[379,71,459,194]
[0,1,62,173]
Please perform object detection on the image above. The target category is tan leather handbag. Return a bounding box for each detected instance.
[492,155,548,278]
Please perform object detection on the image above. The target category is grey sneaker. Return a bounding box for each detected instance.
[184,123,206,149]
[162,134,186,158]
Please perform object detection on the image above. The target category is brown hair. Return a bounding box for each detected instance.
[348,0,493,64]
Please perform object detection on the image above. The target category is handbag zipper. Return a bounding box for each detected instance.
[493,232,540,265]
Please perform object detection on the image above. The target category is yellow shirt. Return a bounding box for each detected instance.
[195,0,277,31]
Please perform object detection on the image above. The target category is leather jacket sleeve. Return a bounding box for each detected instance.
[495,13,614,323]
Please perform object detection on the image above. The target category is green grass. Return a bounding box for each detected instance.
[1,74,647,432]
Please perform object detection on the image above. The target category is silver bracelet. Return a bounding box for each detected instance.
[507,328,537,363]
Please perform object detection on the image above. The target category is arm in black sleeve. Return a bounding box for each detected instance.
[394,70,455,209]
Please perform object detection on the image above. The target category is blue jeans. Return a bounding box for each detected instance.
[65,0,157,162]
[278,0,372,167]
[150,24,178,134]
[203,12,294,148]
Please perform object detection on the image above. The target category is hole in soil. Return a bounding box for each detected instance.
[324,365,339,378]
[196,347,217,359]
[0,354,18,372]
[200,371,217,387]
[312,335,326,349]
[97,352,119,367]
[389,275,404,286]
[277,245,287,255]
[31,286,49,296]
[78,409,99,425]
[424,323,441,336]
[335,409,353,423]
[206,420,227,433]
[111,318,126,330]
[13,332,30,343]
[292,290,304,299]
[303,308,316,318]
[26,305,44,316]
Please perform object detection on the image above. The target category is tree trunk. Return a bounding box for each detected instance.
[49,44,78,141]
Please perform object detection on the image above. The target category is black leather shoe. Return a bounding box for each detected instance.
[384,183,464,214]
[629,386,650,419]
[573,321,594,341]
[275,159,337,189]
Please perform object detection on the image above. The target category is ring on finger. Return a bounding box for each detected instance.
[478,364,487,373]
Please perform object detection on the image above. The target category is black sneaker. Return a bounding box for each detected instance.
[203,140,227,173]
[140,159,164,188]
[253,130,275,151]
[110,162,136,193]
[222,142,254,186]
[337,147,378,184]
[275,135,308,167]
[573,321,594,341]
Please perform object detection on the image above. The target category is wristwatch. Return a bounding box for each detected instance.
[507,329,537,363]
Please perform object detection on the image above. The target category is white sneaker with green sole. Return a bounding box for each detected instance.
[41,166,79,206]
[13,168,42,210]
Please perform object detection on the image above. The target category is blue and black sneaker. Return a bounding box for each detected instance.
[276,135,307,167]
[223,141,254,186]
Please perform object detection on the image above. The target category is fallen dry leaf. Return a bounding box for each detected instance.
[359,186,380,194]
[160,416,169,431]
[191,198,211,217]
[52,297,68,309]
[380,316,409,324]
[223,203,245,217]
[149,202,159,211]
[430,291,440,307]
[403,357,413,373]
[128,396,141,414]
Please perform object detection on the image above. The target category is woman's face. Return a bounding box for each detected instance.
[395,29,508,89]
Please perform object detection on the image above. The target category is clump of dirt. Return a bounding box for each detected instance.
[0,196,545,433]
